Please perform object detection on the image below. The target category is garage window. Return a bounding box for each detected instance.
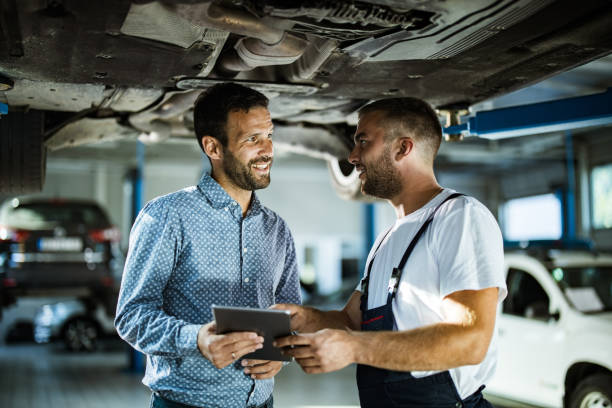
[591,163,612,229]
[501,194,562,241]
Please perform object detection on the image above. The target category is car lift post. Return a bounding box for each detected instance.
[363,203,376,273]
[564,130,577,241]
[127,141,146,373]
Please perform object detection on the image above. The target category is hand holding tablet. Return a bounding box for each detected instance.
[213,306,293,361]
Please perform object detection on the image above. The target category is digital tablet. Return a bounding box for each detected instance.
[213,306,292,361]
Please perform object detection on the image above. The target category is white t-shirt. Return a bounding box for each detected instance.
[358,189,507,399]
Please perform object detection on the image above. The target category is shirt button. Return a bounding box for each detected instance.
[243,247,248,253]
[244,278,250,283]
[455,402,463,408]
[224,207,228,211]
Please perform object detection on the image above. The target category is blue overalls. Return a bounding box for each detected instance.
[356,193,493,408]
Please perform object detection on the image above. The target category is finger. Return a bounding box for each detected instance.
[282,346,313,359]
[220,331,262,343]
[247,362,283,379]
[222,337,264,353]
[208,354,233,369]
[294,358,323,374]
[303,366,324,375]
[295,357,320,368]
[241,359,268,367]
[231,341,263,360]
[252,370,278,380]
[270,303,296,313]
[245,361,274,374]
[205,321,217,334]
[209,333,262,356]
[273,334,310,348]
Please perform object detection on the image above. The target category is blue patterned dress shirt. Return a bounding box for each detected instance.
[115,173,301,408]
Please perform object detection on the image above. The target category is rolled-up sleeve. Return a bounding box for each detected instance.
[114,200,201,358]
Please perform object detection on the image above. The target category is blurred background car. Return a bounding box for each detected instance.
[487,246,612,408]
[0,197,123,317]
[33,297,117,352]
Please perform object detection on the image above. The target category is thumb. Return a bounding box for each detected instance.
[207,321,217,333]
[270,303,297,315]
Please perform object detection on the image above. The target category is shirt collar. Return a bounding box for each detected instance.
[197,173,263,216]
[248,192,263,216]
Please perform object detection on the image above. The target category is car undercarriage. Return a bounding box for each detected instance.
[1,0,611,197]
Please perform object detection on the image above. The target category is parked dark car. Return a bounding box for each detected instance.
[34,297,118,351]
[0,198,123,316]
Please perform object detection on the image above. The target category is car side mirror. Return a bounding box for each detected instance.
[525,302,559,321]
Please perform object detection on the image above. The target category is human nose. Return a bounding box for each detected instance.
[261,137,273,157]
[256,136,273,157]
[348,144,359,165]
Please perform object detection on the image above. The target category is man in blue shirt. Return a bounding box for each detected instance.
[115,83,302,408]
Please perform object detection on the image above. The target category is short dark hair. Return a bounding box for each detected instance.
[358,97,442,161]
[193,83,269,151]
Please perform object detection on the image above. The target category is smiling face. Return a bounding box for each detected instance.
[221,106,274,191]
[349,110,402,199]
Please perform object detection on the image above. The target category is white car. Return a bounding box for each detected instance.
[487,249,612,407]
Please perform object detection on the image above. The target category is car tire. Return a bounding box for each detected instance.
[0,110,46,193]
[327,158,376,202]
[569,373,612,408]
[63,318,99,352]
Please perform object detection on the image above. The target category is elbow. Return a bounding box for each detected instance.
[466,346,487,365]
[114,309,135,343]
[114,313,128,340]
[463,331,491,365]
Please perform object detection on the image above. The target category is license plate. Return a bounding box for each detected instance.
[38,237,83,252]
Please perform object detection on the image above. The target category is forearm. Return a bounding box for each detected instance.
[304,307,355,332]
[115,302,200,358]
[350,323,490,372]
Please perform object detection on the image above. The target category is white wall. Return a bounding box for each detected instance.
[31,127,612,255]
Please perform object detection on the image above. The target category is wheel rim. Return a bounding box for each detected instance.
[580,391,611,408]
[65,320,97,351]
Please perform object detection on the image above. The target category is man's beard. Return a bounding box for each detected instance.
[223,147,272,191]
[361,143,401,199]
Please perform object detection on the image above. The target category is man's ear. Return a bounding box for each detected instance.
[202,136,223,160]
[395,137,413,160]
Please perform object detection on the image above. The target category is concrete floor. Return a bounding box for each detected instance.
[0,299,537,408]
[0,341,362,408]
[0,341,538,408]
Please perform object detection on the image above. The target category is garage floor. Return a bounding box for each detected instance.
[0,298,534,408]
[0,340,536,408]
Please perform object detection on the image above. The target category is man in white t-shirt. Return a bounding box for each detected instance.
[274,97,507,407]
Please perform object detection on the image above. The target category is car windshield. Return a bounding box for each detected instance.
[550,266,612,314]
[4,203,109,231]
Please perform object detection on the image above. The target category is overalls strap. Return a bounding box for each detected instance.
[360,192,464,307]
